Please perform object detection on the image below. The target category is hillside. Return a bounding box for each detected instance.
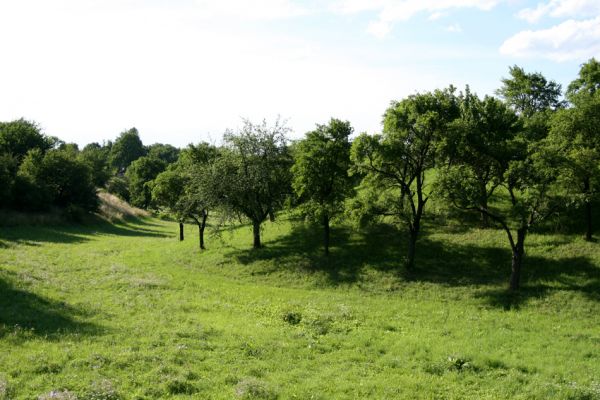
[0,217,599,399]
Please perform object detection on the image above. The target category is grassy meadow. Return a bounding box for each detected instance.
[0,214,599,399]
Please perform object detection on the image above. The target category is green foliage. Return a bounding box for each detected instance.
[79,143,111,187]
[0,153,18,208]
[292,118,353,253]
[0,118,52,160]
[151,168,187,218]
[292,118,353,220]
[567,57,600,98]
[146,143,180,164]
[351,88,460,267]
[125,156,166,209]
[496,65,564,118]
[109,128,146,172]
[15,149,97,211]
[208,119,292,247]
[440,88,520,223]
[105,176,130,201]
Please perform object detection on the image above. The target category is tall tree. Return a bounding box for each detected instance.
[549,59,600,240]
[438,129,561,291]
[109,128,146,172]
[567,58,600,97]
[208,119,292,249]
[152,143,219,249]
[496,65,564,118]
[152,168,187,241]
[351,88,460,270]
[79,143,111,187]
[126,156,166,209]
[442,88,521,226]
[292,118,353,255]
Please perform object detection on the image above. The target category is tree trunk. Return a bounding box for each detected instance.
[480,183,489,228]
[323,213,330,256]
[509,228,526,291]
[406,229,418,271]
[179,222,184,241]
[199,210,207,250]
[584,177,593,241]
[252,220,261,249]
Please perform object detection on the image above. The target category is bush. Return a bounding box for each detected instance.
[17,149,97,211]
[106,176,130,202]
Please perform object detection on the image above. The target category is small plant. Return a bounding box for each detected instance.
[447,355,472,371]
[282,311,302,325]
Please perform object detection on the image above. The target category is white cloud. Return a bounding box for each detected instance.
[428,11,446,20]
[500,16,600,61]
[367,20,393,38]
[333,0,501,38]
[446,23,463,32]
[517,0,600,23]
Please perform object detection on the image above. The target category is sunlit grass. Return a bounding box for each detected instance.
[0,215,599,399]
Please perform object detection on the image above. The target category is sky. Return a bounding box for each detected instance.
[0,0,599,147]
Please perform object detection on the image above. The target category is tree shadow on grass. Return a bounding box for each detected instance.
[0,275,101,340]
[0,215,169,246]
[227,221,404,285]
[227,221,600,307]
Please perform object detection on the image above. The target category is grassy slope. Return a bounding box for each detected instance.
[0,216,599,399]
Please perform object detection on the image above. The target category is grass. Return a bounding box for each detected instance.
[0,214,599,399]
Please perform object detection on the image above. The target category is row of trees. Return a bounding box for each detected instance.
[150,59,600,291]
[1,60,598,290]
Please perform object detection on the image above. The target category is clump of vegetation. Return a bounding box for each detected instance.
[235,378,278,400]
[38,390,78,400]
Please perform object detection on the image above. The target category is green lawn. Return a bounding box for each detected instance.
[0,216,599,399]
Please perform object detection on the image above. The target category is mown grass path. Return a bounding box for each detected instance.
[1,217,599,399]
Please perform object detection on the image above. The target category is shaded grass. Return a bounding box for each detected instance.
[0,216,599,399]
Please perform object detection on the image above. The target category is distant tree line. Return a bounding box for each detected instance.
[2,59,599,291]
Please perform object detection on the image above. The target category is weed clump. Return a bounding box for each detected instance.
[85,380,120,400]
[38,390,78,400]
[0,379,12,400]
[235,378,277,399]
[165,378,197,395]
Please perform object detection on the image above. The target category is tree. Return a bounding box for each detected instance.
[438,129,561,291]
[567,58,600,97]
[80,143,111,187]
[152,168,187,241]
[16,149,97,211]
[442,88,521,226]
[292,118,353,255]
[208,119,292,249]
[0,119,52,160]
[147,143,180,164]
[152,143,219,249]
[126,155,167,209]
[549,59,600,240]
[351,88,460,270]
[496,65,564,118]
[109,128,146,172]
